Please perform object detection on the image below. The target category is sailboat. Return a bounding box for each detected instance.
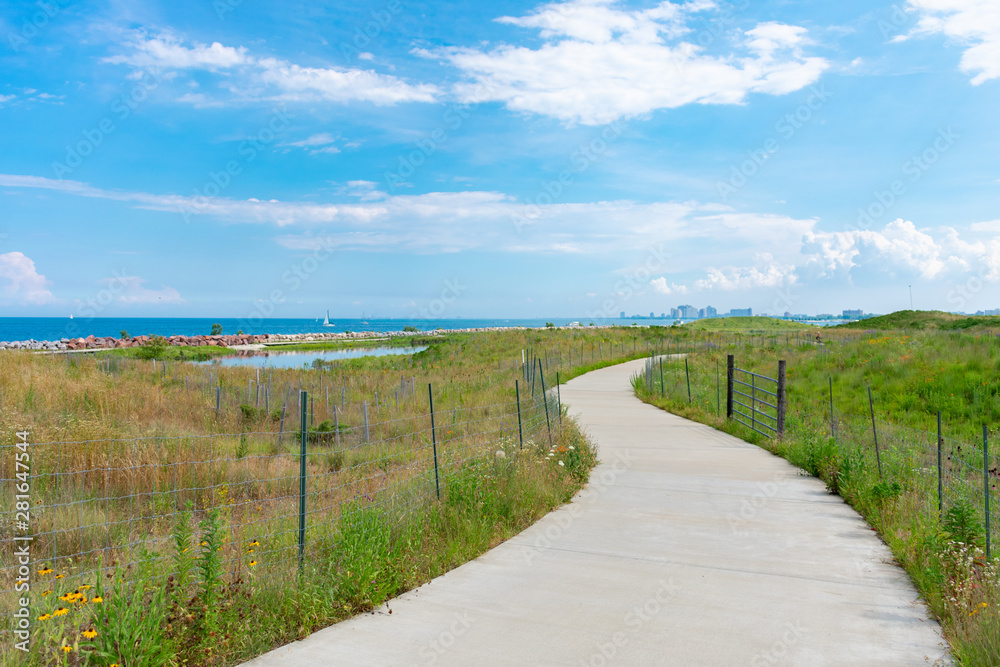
[322,310,334,327]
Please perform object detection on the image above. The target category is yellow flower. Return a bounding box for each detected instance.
[247,548,255,553]
[249,540,260,547]
[61,645,72,653]
[91,596,103,604]
[77,585,92,591]
[38,567,54,575]
[248,560,258,567]
[82,629,98,639]
[55,574,65,579]
[38,614,51,621]
[982,602,989,608]
[41,590,52,596]
[53,607,69,617]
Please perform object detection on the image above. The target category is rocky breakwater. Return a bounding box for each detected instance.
[0,333,271,352]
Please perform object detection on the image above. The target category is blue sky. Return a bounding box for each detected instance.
[0,0,998,319]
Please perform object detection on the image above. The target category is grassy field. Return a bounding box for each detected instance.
[836,309,1000,332]
[1,325,675,666]
[683,315,818,332]
[632,318,1000,665]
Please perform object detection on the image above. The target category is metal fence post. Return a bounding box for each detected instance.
[428,383,440,500]
[363,400,370,443]
[777,360,786,436]
[556,372,562,424]
[685,358,692,404]
[937,411,943,518]
[868,387,883,479]
[726,354,734,419]
[515,380,523,450]
[829,377,834,438]
[298,390,307,573]
[660,358,665,398]
[985,425,991,560]
[215,386,221,417]
[277,404,286,445]
[539,359,553,447]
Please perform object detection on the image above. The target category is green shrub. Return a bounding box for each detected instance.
[211,323,223,336]
[136,335,168,360]
[942,501,983,546]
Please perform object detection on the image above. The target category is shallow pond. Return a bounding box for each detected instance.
[196,346,427,369]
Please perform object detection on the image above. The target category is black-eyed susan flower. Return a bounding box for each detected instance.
[38,614,51,621]
[249,540,260,547]
[60,645,72,654]
[77,585,91,591]
[53,607,69,617]
[38,567,54,576]
[248,560,258,567]
[55,574,65,580]
[41,590,52,596]
[90,596,103,604]
[82,629,98,639]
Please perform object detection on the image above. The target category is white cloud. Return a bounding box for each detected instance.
[693,255,797,290]
[105,31,439,106]
[803,218,1000,281]
[970,219,1000,232]
[97,275,185,304]
[0,252,55,304]
[426,0,829,125]
[900,0,1000,84]
[650,277,688,295]
[283,132,342,155]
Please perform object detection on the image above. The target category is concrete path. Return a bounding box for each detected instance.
[244,359,949,666]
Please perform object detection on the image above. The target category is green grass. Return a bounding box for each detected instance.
[263,336,442,352]
[684,316,818,332]
[633,331,1000,666]
[836,309,1000,331]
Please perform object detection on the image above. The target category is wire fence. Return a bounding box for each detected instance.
[0,368,564,640]
[643,354,999,560]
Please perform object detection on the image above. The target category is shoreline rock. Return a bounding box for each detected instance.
[0,326,571,353]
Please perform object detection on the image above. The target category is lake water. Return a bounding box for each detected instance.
[195,346,427,369]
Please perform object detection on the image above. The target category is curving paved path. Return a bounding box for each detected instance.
[244,359,949,666]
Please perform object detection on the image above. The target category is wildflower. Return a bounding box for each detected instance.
[558,461,565,467]
[249,540,260,547]
[249,560,258,567]
[41,590,52,596]
[91,596,103,604]
[55,574,65,579]
[61,646,72,654]
[82,629,98,639]
[39,614,51,621]
[200,541,208,546]
[53,607,69,617]
[38,567,54,576]
[77,585,92,591]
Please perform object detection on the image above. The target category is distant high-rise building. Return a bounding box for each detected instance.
[660,312,666,319]
[705,306,717,318]
[698,308,706,318]
[670,307,680,319]
[842,309,864,319]
[620,311,626,318]
[650,311,655,318]
[729,308,752,317]
[678,304,699,319]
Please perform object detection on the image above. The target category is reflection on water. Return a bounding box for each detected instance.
[196,346,427,369]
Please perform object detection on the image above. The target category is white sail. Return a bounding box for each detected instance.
[322,309,333,326]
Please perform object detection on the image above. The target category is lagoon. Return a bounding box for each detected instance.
[195,346,427,369]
